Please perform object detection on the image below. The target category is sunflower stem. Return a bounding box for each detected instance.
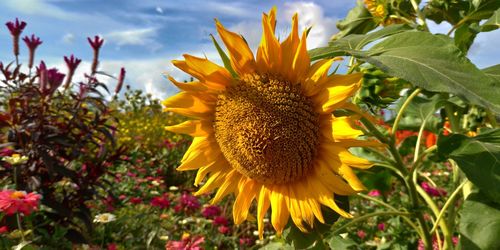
[332,211,411,235]
[430,180,468,234]
[357,194,423,237]
[392,88,421,136]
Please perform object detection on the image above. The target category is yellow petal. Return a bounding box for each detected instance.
[256,8,281,74]
[215,19,256,75]
[315,160,356,195]
[193,155,227,186]
[177,145,221,171]
[313,74,362,114]
[302,58,339,96]
[287,187,307,232]
[291,31,310,82]
[212,170,239,204]
[339,150,373,169]
[194,171,225,195]
[167,75,207,92]
[257,186,271,239]
[320,116,363,141]
[270,185,290,235]
[280,13,299,80]
[165,120,213,137]
[162,92,214,118]
[233,179,258,224]
[183,54,232,90]
[318,194,352,218]
[338,164,366,191]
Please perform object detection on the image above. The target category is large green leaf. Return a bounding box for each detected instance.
[459,191,500,250]
[481,8,500,32]
[354,31,500,113]
[437,129,500,200]
[482,64,500,81]
[331,0,377,41]
[310,24,412,60]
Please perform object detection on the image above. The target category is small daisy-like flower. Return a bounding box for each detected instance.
[164,7,375,237]
[3,153,29,165]
[93,213,116,223]
[0,190,41,215]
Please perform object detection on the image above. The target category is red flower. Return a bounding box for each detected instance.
[151,195,170,209]
[425,132,437,148]
[0,190,41,215]
[107,243,117,250]
[218,225,231,235]
[377,223,386,231]
[130,197,142,204]
[357,230,366,239]
[201,205,221,219]
[395,130,418,145]
[368,189,381,197]
[0,226,8,234]
[176,193,200,214]
[212,216,228,226]
[239,237,253,246]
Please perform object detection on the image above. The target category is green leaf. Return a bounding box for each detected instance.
[310,24,412,60]
[331,0,377,41]
[210,34,237,78]
[327,236,357,250]
[259,242,294,250]
[437,129,500,200]
[481,8,500,32]
[483,64,500,82]
[459,191,500,250]
[454,22,480,53]
[465,0,500,22]
[354,31,500,113]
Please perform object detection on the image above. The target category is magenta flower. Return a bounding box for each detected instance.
[0,226,8,234]
[151,195,170,209]
[63,54,82,89]
[201,205,221,219]
[5,18,27,36]
[37,61,66,97]
[176,193,200,213]
[87,35,104,51]
[218,225,231,235]
[377,222,386,231]
[421,182,447,197]
[22,34,42,50]
[114,67,126,95]
[368,189,381,197]
[129,197,142,204]
[357,230,366,239]
[0,190,41,215]
[5,18,27,56]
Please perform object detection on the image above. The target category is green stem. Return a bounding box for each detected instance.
[410,145,437,174]
[357,194,423,237]
[414,173,453,249]
[444,103,460,133]
[413,117,429,163]
[392,88,421,135]
[16,213,25,242]
[430,180,468,234]
[332,211,411,235]
[410,0,429,31]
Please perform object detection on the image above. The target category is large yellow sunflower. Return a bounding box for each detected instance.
[163,7,375,238]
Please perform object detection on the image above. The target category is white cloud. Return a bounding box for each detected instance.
[104,28,162,52]
[156,6,163,14]
[227,21,262,51]
[62,33,75,44]
[282,2,338,49]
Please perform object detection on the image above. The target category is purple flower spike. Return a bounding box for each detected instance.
[6,18,27,36]
[87,35,104,51]
[114,67,126,95]
[64,55,82,72]
[37,61,66,97]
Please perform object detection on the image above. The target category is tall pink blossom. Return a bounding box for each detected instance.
[0,190,41,215]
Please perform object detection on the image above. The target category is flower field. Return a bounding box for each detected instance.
[1,0,500,249]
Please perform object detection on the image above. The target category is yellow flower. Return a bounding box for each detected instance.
[163,7,375,238]
[3,154,29,165]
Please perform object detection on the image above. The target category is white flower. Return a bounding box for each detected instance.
[169,186,179,191]
[3,154,28,165]
[93,213,116,223]
[159,235,169,241]
[150,190,160,195]
[151,180,161,186]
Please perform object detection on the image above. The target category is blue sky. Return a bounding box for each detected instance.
[1,0,498,99]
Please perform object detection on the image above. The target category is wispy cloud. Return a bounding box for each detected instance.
[105,27,161,50]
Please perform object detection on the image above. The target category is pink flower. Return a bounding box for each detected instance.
[239,237,253,247]
[5,18,26,36]
[166,235,204,250]
[368,189,381,197]
[212,216,228,226]
[377,223,386,231]
[0,148,14,157]
[421,182,447,197]
[201,205,221,219]
[151,195,170,209]
[0,190,41,215]
[357,230,366,239]
[176,193,200,213]
[0,226,8,234]
[218,225,231,235]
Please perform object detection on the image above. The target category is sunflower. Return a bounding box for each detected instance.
[163,7,375,238]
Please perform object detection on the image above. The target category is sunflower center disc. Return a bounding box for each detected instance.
[214,74,320,184]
